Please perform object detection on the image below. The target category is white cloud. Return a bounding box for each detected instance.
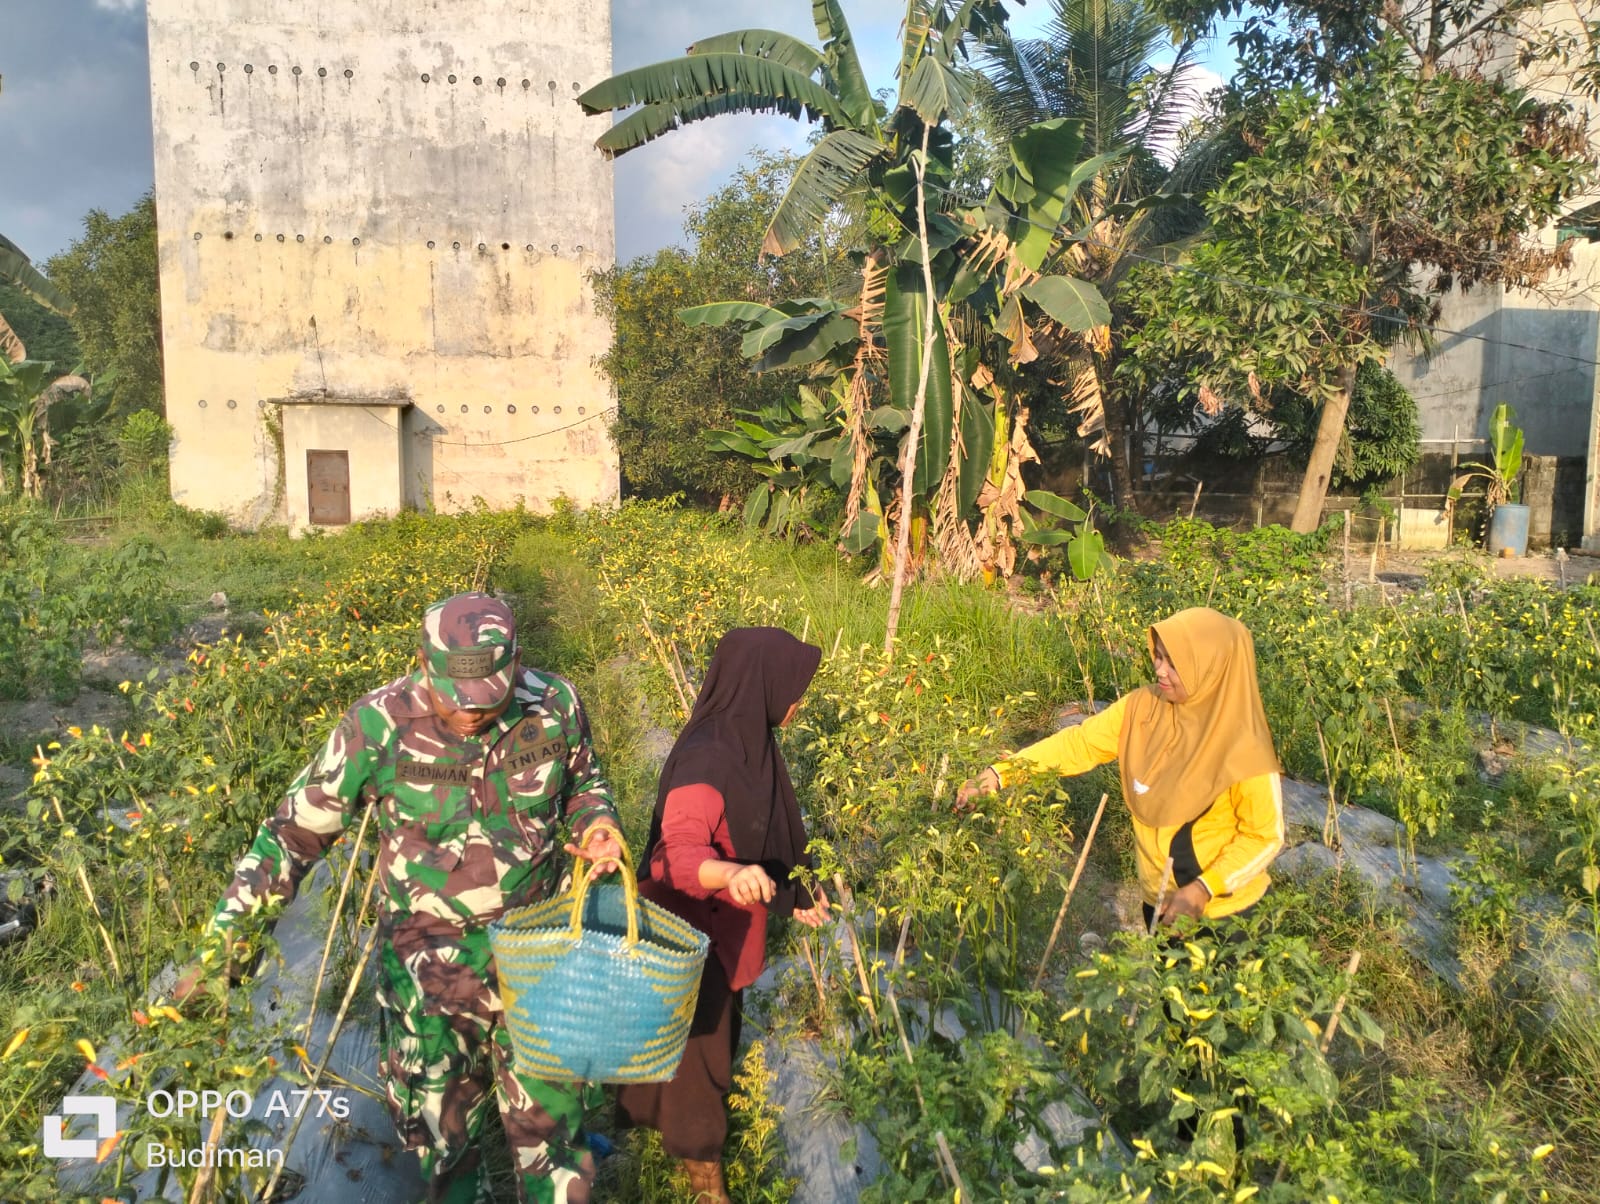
[613,112,812,261]
[92,0,145,12]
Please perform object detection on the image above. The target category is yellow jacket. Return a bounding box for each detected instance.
[995,695,1284,918]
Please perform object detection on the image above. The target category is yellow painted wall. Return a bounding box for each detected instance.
[147,0,619,528]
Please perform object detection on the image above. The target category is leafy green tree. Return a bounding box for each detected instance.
[593,153,840,503]
[1273,363,1421,490]
[1121,40,1593,531]
[45,193,165,416]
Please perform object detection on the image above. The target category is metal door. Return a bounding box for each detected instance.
[307,449,352,525]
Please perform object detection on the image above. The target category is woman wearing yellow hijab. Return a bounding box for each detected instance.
[958,607,1284,926]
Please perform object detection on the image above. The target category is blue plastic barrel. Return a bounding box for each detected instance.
[1487,503,1530,556]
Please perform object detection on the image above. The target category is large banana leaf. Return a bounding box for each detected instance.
[599,94,816,157]
[900,54,974,125]
[763,130,886,257]
[1002,120,1086,269]
[577,55,848,149]
[811,0,875,127]
[884,263,952,497]
[753,315,859,372]
[956,386,995,514]
[689,30,825,75]
[678,301,787,329]
[1020,275,1109,331]
[0,234,72,315]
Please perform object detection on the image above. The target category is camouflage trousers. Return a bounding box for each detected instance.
[378,937,599,1204]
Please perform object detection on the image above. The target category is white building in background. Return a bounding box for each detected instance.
[146,0,620,531]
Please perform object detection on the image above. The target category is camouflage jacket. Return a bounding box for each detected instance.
[208,665,618,954]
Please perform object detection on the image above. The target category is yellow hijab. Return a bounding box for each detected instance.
[1116,607,1281,828]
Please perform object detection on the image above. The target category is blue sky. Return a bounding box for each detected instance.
[0,0,1236,268]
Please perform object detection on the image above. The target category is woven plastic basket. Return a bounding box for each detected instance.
[488,839,709,1084]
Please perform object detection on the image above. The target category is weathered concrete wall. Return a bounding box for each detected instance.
[146,0,619,529]
[280,400,407,529]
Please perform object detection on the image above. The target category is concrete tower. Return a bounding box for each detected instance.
[146,0,619,530]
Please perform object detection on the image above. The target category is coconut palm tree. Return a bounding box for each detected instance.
[976,0,1232,510]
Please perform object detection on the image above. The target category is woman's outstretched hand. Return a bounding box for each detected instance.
[793,887,831,928]
[1159,880,1210,925]
[954,767,1001,811]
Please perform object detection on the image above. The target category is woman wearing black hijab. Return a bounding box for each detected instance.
[616,627,831,1202]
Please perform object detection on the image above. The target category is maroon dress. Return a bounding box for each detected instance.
[616,783,766,1159]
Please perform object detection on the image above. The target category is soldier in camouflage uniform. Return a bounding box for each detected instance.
[186,592,624,1204]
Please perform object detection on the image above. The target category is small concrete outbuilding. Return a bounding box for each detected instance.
[146,0,620,531]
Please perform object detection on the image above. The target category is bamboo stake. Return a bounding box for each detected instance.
[934,1131,971,1200]
[1146,857,1175,937]
[668,640,694,707]
[1313,720,1342,850]
[260,922,383,1204]
[1187,480,1203,519]
[1381,700,1416,879]
[185,1108,227,1204]
[1342,513,1352,609]
[639,603,691,718]
[797,931,829,1018]
[303,804,374,1036]
[832,873,879,1029]
[75,861,122,979]
[1032,793,1109,991]
[1319,950,1362,1054]
[893,911,913,970]
[1273,950,1361,1188]
[880,942,929,1117]
[831,627,844,662]
[931,752,950,807]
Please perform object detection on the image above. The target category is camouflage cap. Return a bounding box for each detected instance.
[420,592,518,709]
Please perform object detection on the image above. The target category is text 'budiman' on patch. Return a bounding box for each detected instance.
[397,760,474,786]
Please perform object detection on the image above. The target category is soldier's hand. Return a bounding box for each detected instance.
[565,824,624,877]
[954,767,1000,812]
[171,962,214,1007]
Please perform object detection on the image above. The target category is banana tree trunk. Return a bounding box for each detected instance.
[885,126,937,654]
[1290,363,1357,533]
[1104,381,1138,514]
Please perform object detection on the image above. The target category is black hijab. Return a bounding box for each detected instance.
[644,627,822,916]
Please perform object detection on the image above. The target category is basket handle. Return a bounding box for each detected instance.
[565,826,640,949]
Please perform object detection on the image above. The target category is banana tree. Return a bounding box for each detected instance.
[0,358,56,498]
[695,113,1113,574]
[0,234,74,364]
[580,1,1113,629]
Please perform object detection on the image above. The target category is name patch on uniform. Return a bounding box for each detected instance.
[505,737,567,775]
[397,759,473,786]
